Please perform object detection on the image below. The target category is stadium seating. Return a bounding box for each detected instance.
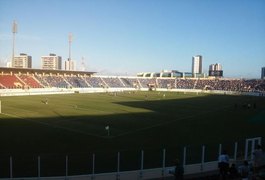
[0,73,264,93]
[40,76,69,88]
[101,77,125,88]
[120,77,139,88]
[0,75,24,89]
[175,79,195,89]
[157,78,176,88]
[137,78,157,88]
[34,75,50,87]
[84,76,105,88]
[64,76,89,88]
[17,74,43,88]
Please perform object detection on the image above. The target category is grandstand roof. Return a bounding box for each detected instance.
[0,67,96,76]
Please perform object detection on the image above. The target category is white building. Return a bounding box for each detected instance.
[12,53,32,68]
[192,55,202,74]
[209,63,223,77]
[7,61,12,68]
[41,53,62,70]
[209,63,222,71]
[65,59,76,71]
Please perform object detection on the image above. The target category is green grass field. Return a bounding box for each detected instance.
[0,91,265,177]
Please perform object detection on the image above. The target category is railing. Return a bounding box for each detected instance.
[0,163,218,180]
[0,137,262,180]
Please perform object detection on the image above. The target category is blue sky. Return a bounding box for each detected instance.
[0,0,264,78]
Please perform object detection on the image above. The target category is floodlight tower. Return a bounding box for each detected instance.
[68,33,73,61]
[12,20,18,65]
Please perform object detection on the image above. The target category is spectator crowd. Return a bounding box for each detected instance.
[0,74,265,94]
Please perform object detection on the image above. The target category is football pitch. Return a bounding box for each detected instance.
[0,91,265,176]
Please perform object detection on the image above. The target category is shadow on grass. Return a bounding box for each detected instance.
[0,94,264,177]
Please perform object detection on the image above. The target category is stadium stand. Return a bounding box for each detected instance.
[101,77,125,88]
[41,75,69,88]
[194,79,216,90]
[34,74,50,87]
[17,74,43,88]
[64,76,89,88]
[137,78,157,88]
[157,78,176,89]
[175,79,195,89]
[120,77,140,88]
[0,74,25,89]
[0,68,265,93]
[84,76,105,88]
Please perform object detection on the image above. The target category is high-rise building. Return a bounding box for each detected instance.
[41,53,62,70]
[192,55,202,74]
[65,59,76,71]
[209,63,223,77]
[12,53,32,68]
[261,67,265,79]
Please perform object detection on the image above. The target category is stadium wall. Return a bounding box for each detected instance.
[0,87,261,97]
[0,163,219,180]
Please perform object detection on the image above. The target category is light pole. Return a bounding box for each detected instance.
[68,32,73,61]
[12,20,18,66]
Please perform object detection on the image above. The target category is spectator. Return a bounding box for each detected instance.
[253,145,265,174]
[218,150,230,180]
[174,159,184,180]
[238,160,251,180]
[229,163,238,178]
